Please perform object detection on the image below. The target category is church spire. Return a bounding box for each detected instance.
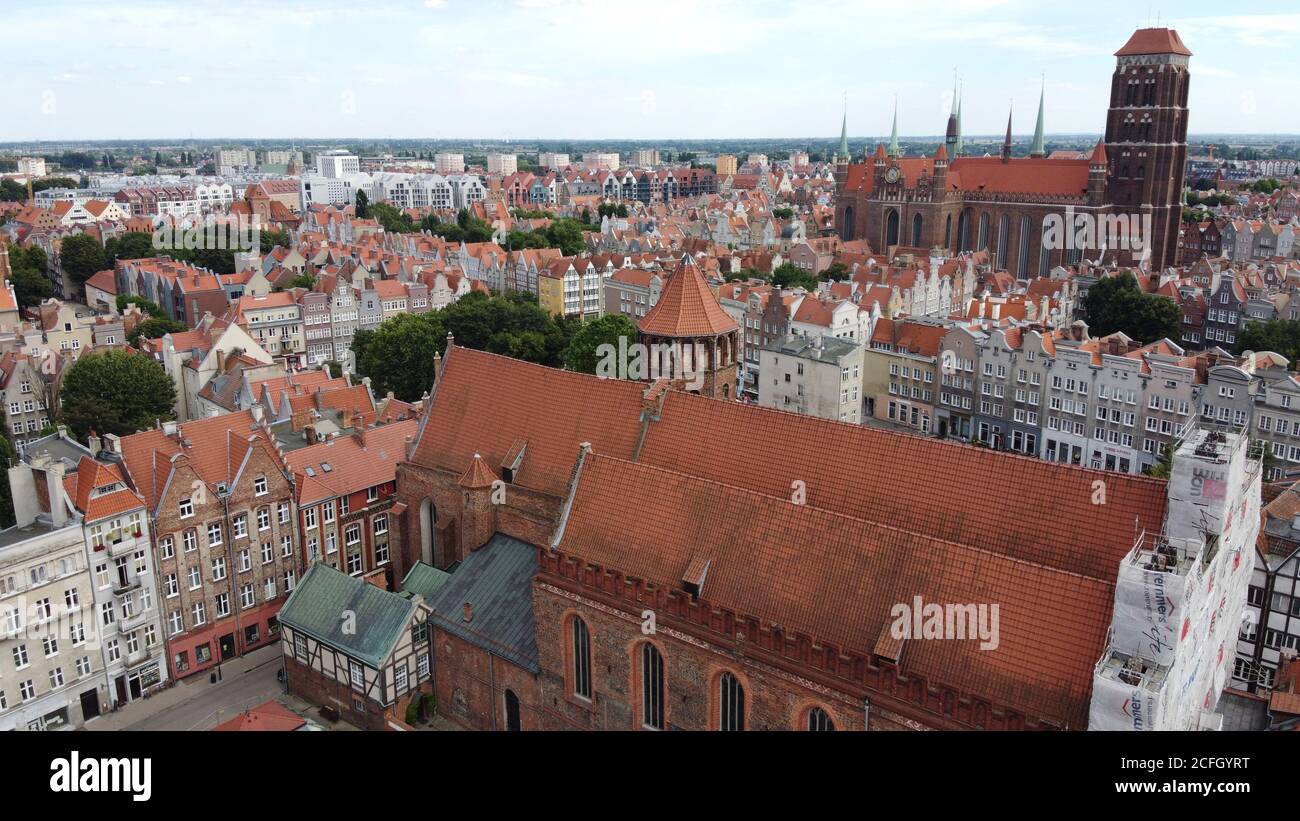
[837,94,850,160]
[945,75,959,157]
[1001,104,1013,163]
[888,97,900,158]
[954,79,964,157]
[1030,77,1046,158]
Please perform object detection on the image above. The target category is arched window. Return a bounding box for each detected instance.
[1136,165,1146,180]
[885,209,900,249]
[996,215,1011,270]
[418,499,436,566]
[977,213,990,251]
[640,643,664,730]
[944,214,953,248]
[1017,215,1032,278]
[1039,221,1053,277]
[570,617,591,700]
[841,205,855,242]
[719,672,744,731]
[504,689,521,731]
[911,213,923,246]
[807,707,835,731]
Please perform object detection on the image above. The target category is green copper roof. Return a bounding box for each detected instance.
[401,561,451,601]
[1031,82,1046,157]
[278,562,417,668]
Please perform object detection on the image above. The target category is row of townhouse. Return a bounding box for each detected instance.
[853,318,1208,476]
[0,435,171,731]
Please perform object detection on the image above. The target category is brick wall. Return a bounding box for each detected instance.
[431,629,542,731]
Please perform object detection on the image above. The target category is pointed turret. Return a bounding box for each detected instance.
[1001,106,1014,163]
[837,107,850,161]
[1030,79,1046,158]
[945,76,959,157]
[888,99,900,158]
[954,80,964,157]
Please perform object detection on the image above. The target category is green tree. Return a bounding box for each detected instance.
[6,243,53,309]
[771,262,818,291]
[286,272,317,290]
[116,293,166,317]
[773,207,794,220]
[1082,271,1181,344]
[259,229,291,253]
[1235,319,1300,362]
[564,314,638,374]
[819,262,849,282]
[59,350,176,440]
[354,190,371,219]
[0,433,14,527]
[128,316,188,345]
[351,313,445,402]
[105,231,157,265]
[58,234,108,289]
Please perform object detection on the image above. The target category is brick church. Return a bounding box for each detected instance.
[834,27,1191,277]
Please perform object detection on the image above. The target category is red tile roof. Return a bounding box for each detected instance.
[1115,27,1192,57]
[637,257,737,337]
[555,452,1116,728]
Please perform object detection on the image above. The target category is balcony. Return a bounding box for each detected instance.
[112,576,142,597]
[107,532,144,558]
[119,608,150,632]
[126,647,152,667]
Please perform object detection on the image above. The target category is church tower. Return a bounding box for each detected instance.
[1104,27,1192,271]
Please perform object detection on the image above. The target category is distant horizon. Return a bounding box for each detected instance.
[1,133,1297,149]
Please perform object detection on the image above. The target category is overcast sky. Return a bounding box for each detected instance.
[4,0,1298,142]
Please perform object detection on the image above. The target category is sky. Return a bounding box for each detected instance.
[3,0,1298,142]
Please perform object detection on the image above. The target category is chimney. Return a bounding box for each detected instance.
[462,602,473,623]
[103,433,123,455]
[45,460,68,528]
[304,425,318,445]
[87,430,102,457]
[216,348,226,372]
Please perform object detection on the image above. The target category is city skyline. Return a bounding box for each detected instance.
[4,0,1299,141]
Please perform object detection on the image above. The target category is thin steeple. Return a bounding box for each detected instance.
[955,79,964,157]
[1001,104,1013,163]
[888,97,900,158]
[837,93,849,160]
[1030,77,1046,158]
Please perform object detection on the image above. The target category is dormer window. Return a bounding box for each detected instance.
[254,475,268,496]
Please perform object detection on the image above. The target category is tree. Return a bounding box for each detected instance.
[819,262,849,282]
[6,243,53,309]
[773,207,794,220]
[259,229,291,253]
[563,314,638,374]
[0,433,14,528]
[771,262,818,291]
[1235,319,1300,363]
[59,350,176,441]
[1082,271,1181,344]
[116,293,166,317]
[128,316,188,345]
[58,234,108,289]
[354,190,371,219]
[105,231,157,265]
[286,273,317,290]
[351,313,445,402]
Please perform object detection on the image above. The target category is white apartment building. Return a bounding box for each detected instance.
[315,151,361,178]
[1,459,100,730]
[632,149,660,167]
[537,152,569,168]
[218,149,258,170]
[583,152,620,171]
[487,154,518,175]
[759,335,864,423]
[17,157,46,178]
[367,173,455,210]
[434,153,465,175]
[300,173,371,207]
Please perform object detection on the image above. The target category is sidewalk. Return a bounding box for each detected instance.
[85,643,284,731]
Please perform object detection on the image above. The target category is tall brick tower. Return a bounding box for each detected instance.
[1104,27,1192,272]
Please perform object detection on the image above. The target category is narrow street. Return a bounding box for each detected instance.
[86,644,288,731]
